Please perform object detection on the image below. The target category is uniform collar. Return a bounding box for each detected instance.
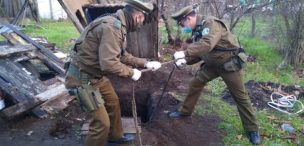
[195,14,205,26]
[116,9,127,28]
[193,15,205,32]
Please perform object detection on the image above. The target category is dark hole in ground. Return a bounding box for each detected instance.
[118,90,154,123]
[19,59,57,81]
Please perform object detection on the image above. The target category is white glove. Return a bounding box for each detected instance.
[131,68,142,81]
[175,59,187,67]
[145,61,162,71]
[0,99,5,110]
[173,51,185,59]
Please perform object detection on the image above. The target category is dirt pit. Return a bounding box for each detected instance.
[0,63,224,146]
[108,63,224,145]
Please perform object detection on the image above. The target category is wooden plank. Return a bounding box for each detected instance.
[35,84,67,101]
[121,117,140,134]
[36,84,73,115]
[0,98,44,120]
[80,117,139,135]
[0,44,35,57]
[1,32,29,45]
[57,0,92,32]
[35,51,65,77]
[0,58,47,97]
[11,0,29,25]
[40,93,74,114]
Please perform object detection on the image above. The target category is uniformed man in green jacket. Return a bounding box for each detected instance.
[65,0,161,145]
[168,5,261,145]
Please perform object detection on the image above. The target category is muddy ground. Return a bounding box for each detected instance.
[0,61,224,146]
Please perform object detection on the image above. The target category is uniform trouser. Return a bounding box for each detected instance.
[85,77,123,146]
[179,64,259,132]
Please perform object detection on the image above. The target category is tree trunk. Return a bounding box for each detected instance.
[251,13,256,37]
[161,14,174,44]
[49,0,53,20]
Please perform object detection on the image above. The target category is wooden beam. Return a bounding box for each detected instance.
[0,44,35,57]
[57,0,84,32]
[35,84,67,101]
[0,98,43,120]
[11,0,29,25]
[35,51,65,77]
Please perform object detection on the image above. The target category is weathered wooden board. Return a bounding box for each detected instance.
[0,58,47,97]
[0,98,44,120]
[0,44,35,57]
[80,117,139,135]
[40,93,74,114]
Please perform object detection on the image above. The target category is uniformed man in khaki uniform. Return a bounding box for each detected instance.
[65,0,161,145]
[168,5,261,145]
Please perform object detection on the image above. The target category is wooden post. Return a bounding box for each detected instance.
[57,0,84,32]
[49,0,54,19]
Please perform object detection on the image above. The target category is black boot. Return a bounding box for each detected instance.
[247,131,261,145]
[168,111,189,119]
[108,133,136,144]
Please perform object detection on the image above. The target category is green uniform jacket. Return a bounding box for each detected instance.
[73,10,147,78]
[185,15,240,66]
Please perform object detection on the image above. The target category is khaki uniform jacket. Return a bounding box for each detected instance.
[185,15,240,66]
[73,10,147,78]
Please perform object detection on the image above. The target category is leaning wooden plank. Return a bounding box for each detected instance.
[1,32,28,45]
[0,98,44,120]
[35,84,73,115]
[40,93,74,114]
[57,0,85,32]
[11,0,29,25]
[35,84,67,101]
[0,44,35,57]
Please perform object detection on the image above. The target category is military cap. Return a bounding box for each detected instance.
[171,5,195,23]
[125,0,154,14]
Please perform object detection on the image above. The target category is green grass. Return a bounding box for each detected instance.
[241,37,304,86]
[22,19,79,52]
